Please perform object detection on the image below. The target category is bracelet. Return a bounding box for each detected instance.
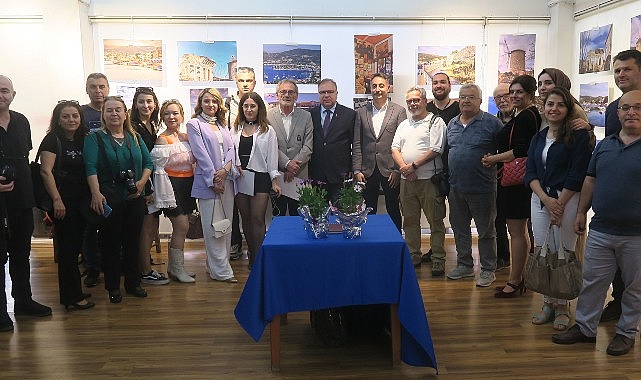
[411,162,418,170]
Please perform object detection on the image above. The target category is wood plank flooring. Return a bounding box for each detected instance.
[1,237,639,379]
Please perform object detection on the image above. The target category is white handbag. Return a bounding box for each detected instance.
[211,198,232,238]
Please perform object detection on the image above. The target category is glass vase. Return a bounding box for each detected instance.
[298,205,331,239]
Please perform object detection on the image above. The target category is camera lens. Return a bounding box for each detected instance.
[0,164,15,185]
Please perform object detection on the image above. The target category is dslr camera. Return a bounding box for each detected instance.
[0,164,15,185]
[117,169,138,195]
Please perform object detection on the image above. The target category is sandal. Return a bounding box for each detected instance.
[532,303,554,325]
[553,310,571,331]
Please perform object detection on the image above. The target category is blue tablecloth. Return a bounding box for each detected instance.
[234,214,437,369]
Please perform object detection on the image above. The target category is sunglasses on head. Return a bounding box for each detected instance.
[135,86,154,94]
[57,100,80,105]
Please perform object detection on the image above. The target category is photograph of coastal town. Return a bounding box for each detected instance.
[632,15,641,51]
[189,88,228,116]
[353,97,370,110]
[579,24,612,74]
[579,82,608,127]
[354,34,394,94]
[416,45,475,91]
[264,92,320,111]
[262,44,321,84]
[103,39,163,84]
[178,41,237,83]
[498,34,536,84]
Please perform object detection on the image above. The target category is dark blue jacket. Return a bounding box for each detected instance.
[524,127,591,197]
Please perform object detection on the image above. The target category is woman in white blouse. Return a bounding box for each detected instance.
[232,92,281,269]
[187,88,238,282]
[149,99,197,283]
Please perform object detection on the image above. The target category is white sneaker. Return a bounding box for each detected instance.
[475,270,496,287]
[446,265,475,280]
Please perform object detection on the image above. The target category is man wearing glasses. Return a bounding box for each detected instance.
[309,78,356,203]
[445,84,503,288]
[266,79,313,215]
[391,86,447,273]
[553,89,641,356]
[353,73,406,232]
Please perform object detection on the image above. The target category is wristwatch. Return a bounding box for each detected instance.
[411,162,418,170]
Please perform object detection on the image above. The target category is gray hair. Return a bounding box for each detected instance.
[318,78,338,89]
[406,86,427,99]
[277,78,299,94]
[460,83,482,99]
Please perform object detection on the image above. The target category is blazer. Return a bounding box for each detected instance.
[352,101,407,178]
[187,117,236,200]
[266,106,314,179]
[308,103,357,184]
[232,123,280,180]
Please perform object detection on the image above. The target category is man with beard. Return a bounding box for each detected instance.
[391,86,447,274]
[353,73,406,231]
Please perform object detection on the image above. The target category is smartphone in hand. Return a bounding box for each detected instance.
[102,203,112,218]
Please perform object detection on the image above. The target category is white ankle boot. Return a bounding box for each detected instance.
[168,248,195,283]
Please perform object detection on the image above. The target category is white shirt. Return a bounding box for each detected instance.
[279,105,294,139]
[371,100,388,137]
[391,113,446,180]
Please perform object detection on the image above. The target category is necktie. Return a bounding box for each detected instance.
[322,109,332,137]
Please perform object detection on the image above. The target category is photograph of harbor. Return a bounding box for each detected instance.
[264,92,320,111]
[103,39,163,84]
[579,82,608,127]
[579,24,612,74]
[354,34,394,94]
[416,45,475,91]
[263,44,321,84]
[178,41,237,83]
[498,34,536,84]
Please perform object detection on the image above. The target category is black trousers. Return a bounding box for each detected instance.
[274,195,300,217]
[99,197,145,292]
[54,200,86,305]
[0,208,35,309]
[231,202,243,247]
[362,167,401,232]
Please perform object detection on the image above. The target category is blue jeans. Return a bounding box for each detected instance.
[448,189,497,271]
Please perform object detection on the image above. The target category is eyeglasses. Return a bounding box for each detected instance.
[459,95,478,101]
[494,94,510,101]
[618,105,641,113]
[318,90,336,95]
[57,99,80,105]
[135,86,154,93]
[278,90,296,96]
[406,98,423,104]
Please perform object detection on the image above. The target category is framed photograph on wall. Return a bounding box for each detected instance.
[262,44,321,85]
[103,39,163,85]
[498,34,536,84]
[579,25,613,74]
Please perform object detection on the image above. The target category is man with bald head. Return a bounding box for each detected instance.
[0,75,52,332]
[553,90,641,356]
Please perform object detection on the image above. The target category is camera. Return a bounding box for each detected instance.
[430,172,450,198]
[0,164,15,185]
[117,169,138,194]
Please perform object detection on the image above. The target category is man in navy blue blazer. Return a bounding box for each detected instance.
[309,78,357,203]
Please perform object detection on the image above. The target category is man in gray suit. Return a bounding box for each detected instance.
[267,79,314,215]
[353,73,406,231]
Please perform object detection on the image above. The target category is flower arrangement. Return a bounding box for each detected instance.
[334,178,366,214]
[297,179,329,221]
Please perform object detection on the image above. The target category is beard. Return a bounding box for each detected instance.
[432,91,449,101]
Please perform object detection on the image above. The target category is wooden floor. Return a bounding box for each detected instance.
[1,236,639,380]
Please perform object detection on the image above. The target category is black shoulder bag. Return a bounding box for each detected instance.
[30,135,62,212]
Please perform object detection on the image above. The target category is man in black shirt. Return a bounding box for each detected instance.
[0,75,52,332]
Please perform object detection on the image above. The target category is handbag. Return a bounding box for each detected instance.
[499,108,536,187]
[186,210,203,239]
[524,225,583,300]
[30,135,62,212]
[211,198,231,238]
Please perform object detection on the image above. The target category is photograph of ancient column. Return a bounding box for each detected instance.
[262,44,321,84]
[354,34,394,94]
[579,24,612,74]
[498,34,536,84]
[178,41,237,83]
[103,39,163,85]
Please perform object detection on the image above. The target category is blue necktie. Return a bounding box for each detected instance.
[322,109,332,137]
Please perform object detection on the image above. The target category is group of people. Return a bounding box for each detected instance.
[1,49,641,357]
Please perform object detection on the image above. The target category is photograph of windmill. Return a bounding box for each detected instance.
[498,34,536,84]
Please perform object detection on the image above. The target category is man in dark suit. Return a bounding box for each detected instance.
[309,78,357,203]
[267,79,313,215]
[353,73,406,231]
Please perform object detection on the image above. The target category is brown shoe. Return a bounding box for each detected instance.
[431,261,445,277]
[606,334,635,356]
[552,324,596,345]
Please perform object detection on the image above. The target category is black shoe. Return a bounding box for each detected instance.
[552,324,596,345]
[83,293,92,299]
[606,334,635,356]
[109,290,122,304]
[0,312,13,332]
[84,270,99,287]
[14,299,52,317]
[125,286,148,298]
[421,248,433,263]
[64,300,95,311]
[600,300,622,322]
